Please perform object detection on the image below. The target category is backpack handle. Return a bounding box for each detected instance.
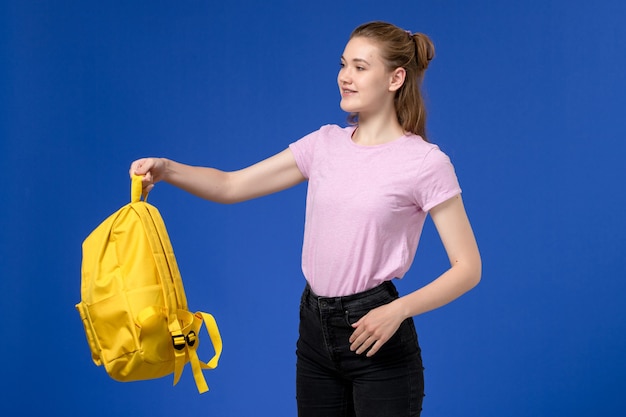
[131,174,149,203]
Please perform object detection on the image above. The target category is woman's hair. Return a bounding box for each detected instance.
[347,21,435,140]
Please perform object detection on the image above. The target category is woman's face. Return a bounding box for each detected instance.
[338,37,395,116]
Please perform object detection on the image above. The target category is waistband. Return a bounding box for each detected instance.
[302,281,398,310]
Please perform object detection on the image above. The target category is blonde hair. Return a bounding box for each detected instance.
[347,21,435,140]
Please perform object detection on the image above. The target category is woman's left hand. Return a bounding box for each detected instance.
[349,301,406,357]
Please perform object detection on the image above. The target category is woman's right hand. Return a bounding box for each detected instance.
[129,157,166,193]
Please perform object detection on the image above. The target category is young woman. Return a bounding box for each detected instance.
[130,21,481,417]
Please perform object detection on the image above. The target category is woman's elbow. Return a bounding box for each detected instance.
[467,255,482,289]
[456,254,481,291]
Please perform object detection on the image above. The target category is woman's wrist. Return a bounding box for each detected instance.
[393,297,413,321]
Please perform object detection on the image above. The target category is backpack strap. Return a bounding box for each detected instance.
[134,202,189,385]
[130,176,188,386]
[131,174,148,203]
[130,175,222,393]
[187,311,223,393]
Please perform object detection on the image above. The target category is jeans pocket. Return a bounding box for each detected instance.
[343,306,371,327]
[343,292,396,328]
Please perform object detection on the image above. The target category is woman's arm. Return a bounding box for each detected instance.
[396,194,482,316]
[349,194,482,356]
[129,148,306,204]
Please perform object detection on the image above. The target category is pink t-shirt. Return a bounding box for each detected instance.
[289,124,461,297]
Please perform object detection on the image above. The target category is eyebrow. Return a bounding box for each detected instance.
[340,56,371,66]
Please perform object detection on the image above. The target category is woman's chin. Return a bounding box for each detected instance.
[339,100,356,113]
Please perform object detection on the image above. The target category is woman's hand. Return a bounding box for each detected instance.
[349,300,406,357]
[129,157,166,193]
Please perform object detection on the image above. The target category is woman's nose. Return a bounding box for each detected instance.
[338,69,350,84]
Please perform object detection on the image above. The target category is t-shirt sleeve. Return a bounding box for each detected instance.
[288,126,326,179]
[414,147,462,212]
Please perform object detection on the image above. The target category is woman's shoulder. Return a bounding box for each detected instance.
[400,133,449,157]
[294,124,354,147]
[318,124,355,137]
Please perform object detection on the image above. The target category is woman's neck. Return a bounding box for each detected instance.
[352,111,404,146]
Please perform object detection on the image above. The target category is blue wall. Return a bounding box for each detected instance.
[2,1,625,415]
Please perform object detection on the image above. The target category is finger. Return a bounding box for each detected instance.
[133,161,147,176]
[349,322,368,345]
[365,340,383,357]
[132,158,154,176]
[129,161,142,177]
[349,326,362,344]
[355,336,375,355]
[350,332,372,353]
[349,316,365,343]
[142,171,153,184]
[129,162,139,178]
[349,334,361,351]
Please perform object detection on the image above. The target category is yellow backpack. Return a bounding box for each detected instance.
[76,175,222,393]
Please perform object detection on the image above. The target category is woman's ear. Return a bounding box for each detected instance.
[389,67,406,92]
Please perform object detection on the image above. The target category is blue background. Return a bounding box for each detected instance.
[2,1,625,416]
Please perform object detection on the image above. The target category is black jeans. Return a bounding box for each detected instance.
[296,282,424,417]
